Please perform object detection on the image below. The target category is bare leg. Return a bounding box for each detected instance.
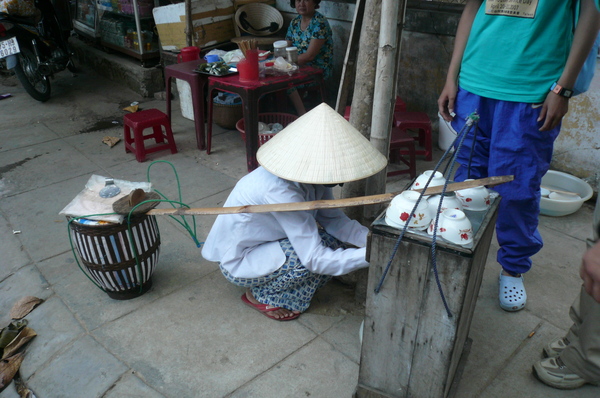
[245,289,300,319]
[288,90,306,116]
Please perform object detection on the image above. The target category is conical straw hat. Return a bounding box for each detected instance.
[257,103,388,184]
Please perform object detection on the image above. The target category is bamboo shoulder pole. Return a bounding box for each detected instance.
[145,176,513,217]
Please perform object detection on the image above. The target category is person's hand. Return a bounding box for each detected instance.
[537,92,569,131]
[438,80,458,122]
[580,240,600,303]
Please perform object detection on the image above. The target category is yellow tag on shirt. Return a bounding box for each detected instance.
[486,0,538,18]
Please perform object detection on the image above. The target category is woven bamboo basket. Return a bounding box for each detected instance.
[236,113,298,146]
[69,215,160,300]
[213,102,244,130]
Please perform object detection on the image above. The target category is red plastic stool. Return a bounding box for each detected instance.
[124,109,178,162]
[387,127,416,178]
[393,111,432,161]
[393,96,407,113]
[344,105,351,121]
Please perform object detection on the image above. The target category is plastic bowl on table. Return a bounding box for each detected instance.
[539,170,593,217]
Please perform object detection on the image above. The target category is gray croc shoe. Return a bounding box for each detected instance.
[499,271,527,311]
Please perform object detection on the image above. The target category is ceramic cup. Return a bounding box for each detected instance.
[385,190,432,230]
[411,170,447,191]
[427,192,463,214]
[455,179,491,211]
[434,209,473,245]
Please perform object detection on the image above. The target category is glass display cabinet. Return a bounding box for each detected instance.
[73,0,159,64]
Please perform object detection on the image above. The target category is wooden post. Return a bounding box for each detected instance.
[185,0,193,47]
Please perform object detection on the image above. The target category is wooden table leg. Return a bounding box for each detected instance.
[206,86,215,155]
[243,91,260,172]
[191,78,206,150]
[165,75,172,124]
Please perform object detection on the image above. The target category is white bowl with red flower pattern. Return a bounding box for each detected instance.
[410,170,447,191]
[385,190,432,230]
[427,192,463,214]
[427,209,473,245]
[455,179,491,211]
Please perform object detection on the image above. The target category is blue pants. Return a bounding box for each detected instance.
[451,88,561,275]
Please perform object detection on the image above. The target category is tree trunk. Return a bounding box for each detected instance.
[337,0,382,300]
[350,0,408,304]
[341,0,382,224]
[363,0,408,222]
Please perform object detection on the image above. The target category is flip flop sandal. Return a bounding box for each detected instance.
[241,294,300,321]
[499,271,527,311]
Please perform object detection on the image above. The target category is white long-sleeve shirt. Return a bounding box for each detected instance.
[202,167,369,278]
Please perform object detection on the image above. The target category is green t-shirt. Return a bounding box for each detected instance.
[459,0,574,103]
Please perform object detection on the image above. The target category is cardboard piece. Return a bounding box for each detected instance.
[153,1,236,51]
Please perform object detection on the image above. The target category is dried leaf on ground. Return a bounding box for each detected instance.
[2,327,37,360]
[10,297,43,320]
[0,320,28,350]
[14,370,36,398]
[0,352,24,390]
[102,136,121,148]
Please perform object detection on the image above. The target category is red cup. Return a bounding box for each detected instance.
[177,46,200,63]
[238,50,259,82]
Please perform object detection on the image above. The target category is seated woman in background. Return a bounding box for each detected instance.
[285,0,333,115]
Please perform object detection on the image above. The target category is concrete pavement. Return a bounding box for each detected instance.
[0,64,598,397]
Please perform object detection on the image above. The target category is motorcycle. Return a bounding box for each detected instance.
[0,0,76,102]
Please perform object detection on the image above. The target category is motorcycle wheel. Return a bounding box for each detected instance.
[14,47,51,102]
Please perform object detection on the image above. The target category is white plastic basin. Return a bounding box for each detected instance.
[540,170,593,217]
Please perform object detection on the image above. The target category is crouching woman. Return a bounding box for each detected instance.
[202,104,387,321]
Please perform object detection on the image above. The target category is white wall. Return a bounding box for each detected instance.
[554,62,600,191]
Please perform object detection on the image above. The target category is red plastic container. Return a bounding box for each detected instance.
[236,113,298,146]
[177,46,200,63]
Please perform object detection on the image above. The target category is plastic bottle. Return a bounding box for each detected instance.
[273,40,288,59]
[286,46,298,64]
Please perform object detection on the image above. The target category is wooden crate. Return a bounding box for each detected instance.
[357,199,499,398]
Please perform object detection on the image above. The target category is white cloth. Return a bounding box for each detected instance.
[59,175,152,224]
[202,167,369,278]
